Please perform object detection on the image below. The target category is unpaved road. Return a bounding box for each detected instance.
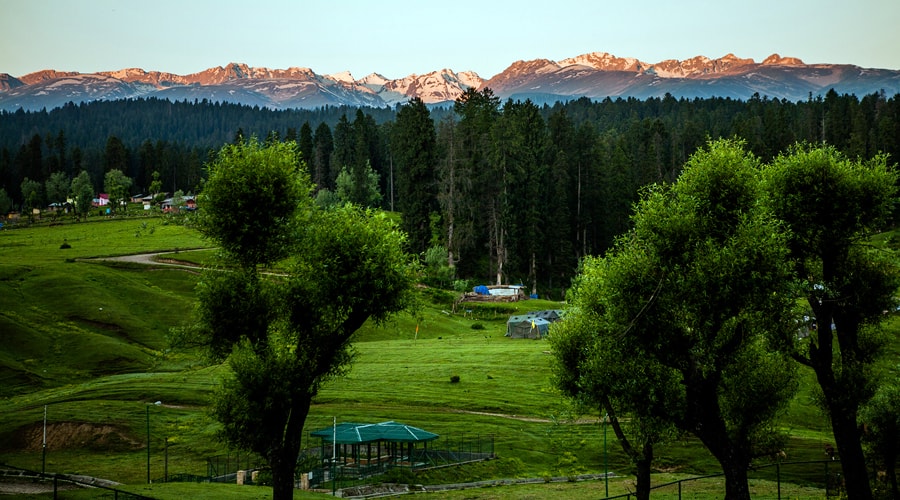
[82,250,205,270]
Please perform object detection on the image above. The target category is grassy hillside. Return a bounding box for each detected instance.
[0,217,207,396]
[1,216,896,498]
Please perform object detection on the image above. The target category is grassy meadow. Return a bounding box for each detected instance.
[1,214,895,498]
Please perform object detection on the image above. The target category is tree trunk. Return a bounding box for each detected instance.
[829,406,873,500]
[807,289,874,500]
[695,427,752,500]
[720,459,752,500]
[888,455,899,500]
[602,398,655,500]
[687,378,752,500]
[269,397,312,500]
[634,443,653,500]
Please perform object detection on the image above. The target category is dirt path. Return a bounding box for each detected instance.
[452,409,601,425]
[81,250,206,270]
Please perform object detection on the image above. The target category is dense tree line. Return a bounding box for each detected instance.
[2,90,899,293]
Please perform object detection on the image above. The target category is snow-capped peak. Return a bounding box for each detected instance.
[328,71,355,83]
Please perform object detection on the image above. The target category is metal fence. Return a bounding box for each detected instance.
[604,459,844,499]
[205,451,265,483]
[0,464,153,499]
[304,434,495,490]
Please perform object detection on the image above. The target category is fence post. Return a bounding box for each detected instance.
[678,480,682,500]
[776,461,781,500]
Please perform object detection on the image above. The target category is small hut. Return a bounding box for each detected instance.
[310,421,438,477]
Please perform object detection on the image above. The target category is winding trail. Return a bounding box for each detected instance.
[80,250,208,271]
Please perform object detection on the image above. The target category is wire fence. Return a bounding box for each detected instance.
[205,451,265,484]
[0,464,154,499]
[603,459,843,499]
[303,434,495,490]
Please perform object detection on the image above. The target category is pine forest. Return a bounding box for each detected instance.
[2,88,899,296]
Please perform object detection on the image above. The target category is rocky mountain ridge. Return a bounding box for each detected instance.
[2,52,899,112]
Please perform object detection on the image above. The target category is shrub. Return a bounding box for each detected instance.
[382,467,417,485]
[452,279,471,292]
[449,375,460,383]
[470,323,485,330]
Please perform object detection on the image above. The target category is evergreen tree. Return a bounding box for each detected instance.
[391,97,437,255]
[312,122,333,190]
[453,87,500,281]
[297,121,314,168]
[331,114,354,188]
[104,135,128,174]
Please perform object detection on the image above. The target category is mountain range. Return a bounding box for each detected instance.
[2,52,899,112]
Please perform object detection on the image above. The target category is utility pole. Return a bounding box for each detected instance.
[42,405,47,474]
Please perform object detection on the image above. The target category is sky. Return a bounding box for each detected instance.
[2,0,899,79]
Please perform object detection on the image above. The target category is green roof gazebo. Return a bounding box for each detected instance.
[310,421,439,476]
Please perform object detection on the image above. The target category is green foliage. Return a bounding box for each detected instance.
[860,382,900,497]
[419,286,457,308]
[422,244,453,288]
[4,92,900,295]
[0,187,12,214]
[104,169,133,214]
[334,160,381,208]
[381,466,417,485]
[763,143,900,499]
[0,217,890,496]
[70,170,94,219]
[20,177,43,213]
[197,138,311,269]
[392,98,438,253]
[553,139,800,500]
[193,139,416,498]
[313,187,340,209]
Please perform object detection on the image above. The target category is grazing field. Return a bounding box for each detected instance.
[1,216,894,498]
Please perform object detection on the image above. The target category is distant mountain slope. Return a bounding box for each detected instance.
[2,53,899,112]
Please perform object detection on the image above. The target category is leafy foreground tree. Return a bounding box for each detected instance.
[551,306,678,500]
[189,138,417,500]
[762,145,899,500]
[554,140,799,500]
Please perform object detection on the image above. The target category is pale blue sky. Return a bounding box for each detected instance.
[2,0,898,79]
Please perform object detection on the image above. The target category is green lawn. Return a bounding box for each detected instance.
[0,217,893,499]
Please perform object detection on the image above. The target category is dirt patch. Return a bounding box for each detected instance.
[7,422,142,452]
[0,477,81,495]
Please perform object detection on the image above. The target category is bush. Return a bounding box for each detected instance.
[421,287,457,307]
[381,467,417,485]
[253,469,272,486]
[449,375,460,383]
[470,323,485,330]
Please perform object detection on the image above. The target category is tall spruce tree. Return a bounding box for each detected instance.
[392,97,437,255]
